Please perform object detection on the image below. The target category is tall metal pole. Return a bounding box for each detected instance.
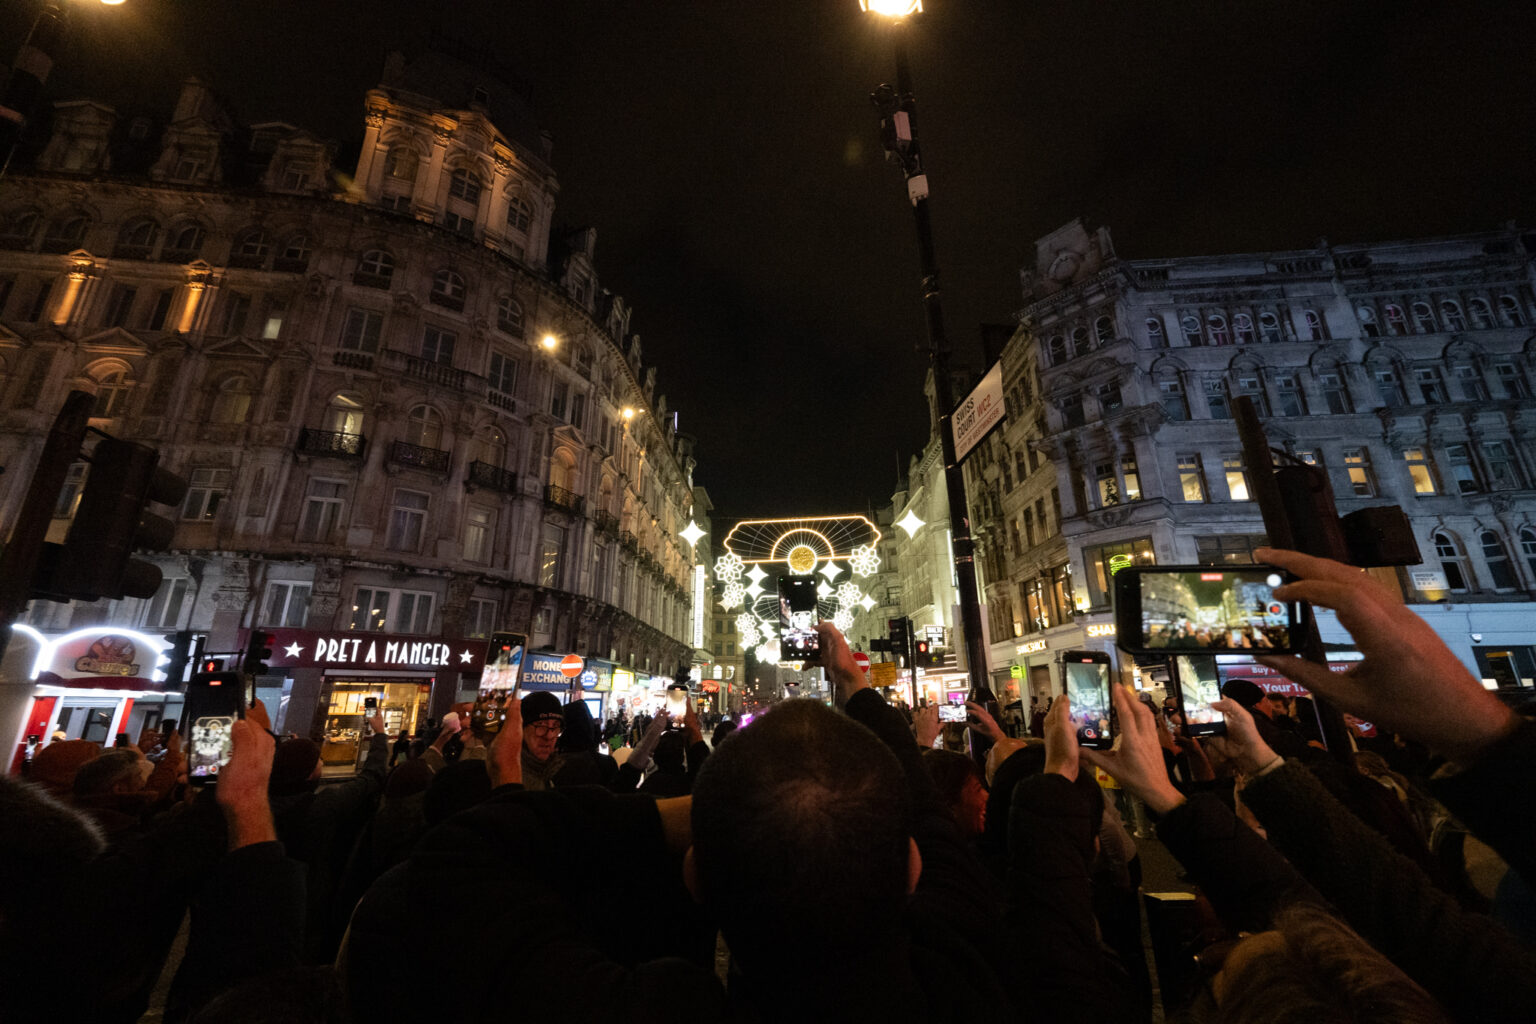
[873,23,997,761]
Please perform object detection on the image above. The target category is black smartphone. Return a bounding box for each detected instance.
[364,696,378,712]
[1172,654,1226,738]
[1061,650,1114,749]
[1113,565,1304,655]
[185,672,246,783]
[938,702,968,724]
[778,575,820,661]
[24,734,41,758]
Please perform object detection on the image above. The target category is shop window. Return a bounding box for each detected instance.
[1195,534,1269,565]
[144,577,190,628]
[261,581,311,628]
[386,489,430,551]
[1084,537,1154,606]
[1473,648,1536,690]
[182,468,230,520]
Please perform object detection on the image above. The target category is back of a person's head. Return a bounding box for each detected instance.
[557,698,597,753]
[711,719,737,747]
[270,737,322,794]
[0,776,103,916]
[922,747,982,805]
[1213,903,1450,1024]
[691,699,909,969]
[27,739,102,796]
[423,759,491,826]
[653,729,687,772]
[71,749,144,798]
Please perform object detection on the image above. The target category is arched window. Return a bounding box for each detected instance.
[354,249,394,288]
[276,234,311,271]
[1521,528,1536,580]
[1467,298,1494,330]
[387,147,419,182]
[230,228,268,267]
[210,376,253,424]
[1233,313,1255,344]
[1411,302,1436,333]
[478,428,507,468]
[506,196,533,233]
[1439,300,1466,332]
[549,448,577,491]
[115,217,160,259]
[162,223,205,261]
[1071,326,1091,357]
[496,295,523,335]
[1094,315,1115,347]
[1497,295,1525,327]
[1180,315,1202,346]
[0,209,39,249]
[448,169,483,204]
[1144,317,1164,344]
[1207,314,1230,346]
[1258,312,1281,343]
[574,343,594,377]
[1356,306,1379,337]
[1383,304,1408,335]
[1433,532,1472,593]
[41,212,90,253]
[1481,531,1518,589]
[1048,336,1067,364]
[90,368,131,418]
[404,405,444,449]
[1302,309,1325,341]
[430,269,467,310]
[326,392,365,436]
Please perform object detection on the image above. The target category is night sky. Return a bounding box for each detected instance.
[11,0,1535,522]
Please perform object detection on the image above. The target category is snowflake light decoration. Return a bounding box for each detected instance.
[832,608,854,632]
[714,551,745,582]
[849,543,881,577]
[755,643,779,666]
[736,612,760,647]
[719,580,746,609]
[836,582,864,607]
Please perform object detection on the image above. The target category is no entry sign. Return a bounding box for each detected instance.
[559,653,585,677]
[852,651,871,674]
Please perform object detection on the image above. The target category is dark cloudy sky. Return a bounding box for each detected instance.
[13,0,1535,520]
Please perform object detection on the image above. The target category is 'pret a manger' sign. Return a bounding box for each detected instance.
[248,629,487,671]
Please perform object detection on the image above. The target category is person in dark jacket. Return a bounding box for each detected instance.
[553,692,618,785]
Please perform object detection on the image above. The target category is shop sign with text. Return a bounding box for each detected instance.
[250,629,487,672]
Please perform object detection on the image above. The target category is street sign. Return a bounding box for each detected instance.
[852,651,870,674]
[559,653,585,677]
[870,662,897,689]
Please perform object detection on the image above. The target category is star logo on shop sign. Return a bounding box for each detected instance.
[284,642,304,658]
[459,650,474,664]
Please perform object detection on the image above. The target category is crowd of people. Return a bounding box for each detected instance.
[1144,621,1284,650]
[2,546,1533,1022]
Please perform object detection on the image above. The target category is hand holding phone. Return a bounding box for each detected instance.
[778,575,820,662]
[185,672,246,784]
[1113,565,1303,655]
[1061,651,1114,749]
[1172,655,1226,738]
[937,702,968,724]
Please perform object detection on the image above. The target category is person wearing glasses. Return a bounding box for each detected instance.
[519,691,566,791]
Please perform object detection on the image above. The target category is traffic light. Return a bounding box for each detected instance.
[160,629,193,687]
[201,658,224,673]
[243,630,274,676]
[915,638,936,667]
[888,617,910,651]
[31,438,187,603]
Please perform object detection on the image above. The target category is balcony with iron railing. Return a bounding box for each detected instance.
[620,530,639,553]
[333,350,375,371]
[467,460,518,495]
[593,510,619,535]
[381,349,471,392]
[388,439,452,474]
[296,428,366,460]
[544,484,585,516]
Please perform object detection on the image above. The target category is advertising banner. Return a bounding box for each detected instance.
[521,651,579,691]
[953,361,1005,462]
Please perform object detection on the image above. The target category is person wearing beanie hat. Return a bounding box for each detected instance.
[519,691,566,791]
[1220,678,1269,714]
[1220,678,1308,759]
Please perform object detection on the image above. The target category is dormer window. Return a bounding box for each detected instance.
[278,159,311,191]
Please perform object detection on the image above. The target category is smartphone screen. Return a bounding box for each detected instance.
[484,631,527,692]
[186,672,244,782]
[938,703,968,724]
[1173,655,1226,737]
[778,575,820,661]
[1062,653,1113,749]
[1116,566,1300,654]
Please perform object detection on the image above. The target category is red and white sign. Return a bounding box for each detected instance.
[852,651,871,675]
[559,653,585,678]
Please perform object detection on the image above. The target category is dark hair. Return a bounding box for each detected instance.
[1214,904,1450,1023]
[652,729,686,773]
[691,700,909,969]
[71,749,143,798]
[422,760,492,826]
[921,747,984,809]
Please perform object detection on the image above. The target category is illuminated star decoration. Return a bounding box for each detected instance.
[714,552,744,582]
[859,593,877,611]
[849,543,881,577]
[896,508,925,538]
[820,560,842,582]
[284,642,304,658]
[680,520,705,547]
[746,563,768,586]
[745,579,765,599]
[459,650,474,664]
[816,581,834,598]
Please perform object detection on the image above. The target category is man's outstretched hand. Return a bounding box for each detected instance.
[1255,547,1519,762]
[813,621,870,707]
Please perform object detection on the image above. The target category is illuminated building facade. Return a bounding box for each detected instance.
[974,219,1536,696]
[0,53,702,760]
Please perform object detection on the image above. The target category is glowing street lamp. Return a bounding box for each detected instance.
[540,333,559,352]
[860,0,921,17]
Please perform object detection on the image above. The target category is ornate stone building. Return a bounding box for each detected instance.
[0,53,702,757]
[974,219,1536,698]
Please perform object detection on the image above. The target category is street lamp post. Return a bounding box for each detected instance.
[862,2,997,725]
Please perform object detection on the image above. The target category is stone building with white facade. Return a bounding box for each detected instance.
[0,51,703,763]
[970,219,1536,699]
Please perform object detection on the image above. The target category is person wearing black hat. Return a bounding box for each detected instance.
[519,691,567,791]
[1221,679,1307,759]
